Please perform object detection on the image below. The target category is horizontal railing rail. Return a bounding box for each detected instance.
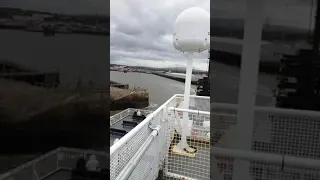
[211,101,320,180]
[211,102,320,117]
[110,94,210,180]
[110,94,179,155]
[168,107,210,115]
[115,125,161,180]
[212,147,320,169]
[0,148,60,180]
[211,147,320,180]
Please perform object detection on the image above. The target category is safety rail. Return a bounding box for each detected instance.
[211,147,320,180]
[211,102,320,179]
[110,94,210,180]
[163,107,210,180]
[7,94,320,180]
[115,125,161,180]
[0,147,109,180]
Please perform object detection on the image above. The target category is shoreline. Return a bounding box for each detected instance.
[0,26,109,36]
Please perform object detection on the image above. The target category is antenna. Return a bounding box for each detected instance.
[172,7,210,156]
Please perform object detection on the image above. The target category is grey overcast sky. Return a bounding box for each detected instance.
[111,0,315,70]
[110,0,210,70]
[1,0,315,70]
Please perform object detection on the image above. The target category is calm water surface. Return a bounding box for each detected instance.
[0,29,109,85]
[110,71,197,106]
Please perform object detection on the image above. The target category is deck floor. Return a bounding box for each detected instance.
[110,115,144,146]
[166,143,210,180]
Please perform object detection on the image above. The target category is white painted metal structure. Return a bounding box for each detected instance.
[234,0,265,179]
[3,94,320,179]
[5,1,320,179]
[173,7,210,153]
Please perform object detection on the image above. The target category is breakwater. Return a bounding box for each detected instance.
[0,60,60,87]
[152,72,198,85]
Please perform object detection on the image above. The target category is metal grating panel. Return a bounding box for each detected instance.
[163,108,210,180]
[211,103,320,179]
[129,154,156,180]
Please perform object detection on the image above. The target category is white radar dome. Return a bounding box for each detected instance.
[173,7,210,53]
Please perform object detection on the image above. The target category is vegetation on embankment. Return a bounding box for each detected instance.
[0,78,110,153]
[0,79,149,154]
[110,87,149,111]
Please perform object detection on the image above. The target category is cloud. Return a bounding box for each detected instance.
[111,0,314,69]
[110,0,210,70]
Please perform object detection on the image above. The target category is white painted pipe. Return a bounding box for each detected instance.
[168,107,210,115]
[234,0,265,179]
[110,94,177,155]
[115,125,161,180]
[180,52,194,150]
[176,94,210,99]
[212,147,320,169]
[211,102,320,118]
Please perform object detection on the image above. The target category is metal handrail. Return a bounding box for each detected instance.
[168,107,210,115]
[176,94,210,100]
[212,147,320,169]
[115,125,161,180]
[211,102,320,117]
[110,94,178,155]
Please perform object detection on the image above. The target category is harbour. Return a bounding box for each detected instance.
[2,0,320,179]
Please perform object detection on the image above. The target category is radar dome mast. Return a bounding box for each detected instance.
[172,7,210,155]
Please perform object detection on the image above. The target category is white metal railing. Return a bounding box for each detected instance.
[0,147,109,180]
[7,94,320,180]
[110,94,178,180]
[211,102,320,179]
[110,94,210,180]
[164,107,210,180]
[115,125,161,180]
[211,147,320,180]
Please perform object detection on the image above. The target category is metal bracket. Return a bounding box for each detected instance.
[148,123,160,136]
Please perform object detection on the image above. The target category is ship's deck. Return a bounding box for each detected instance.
[110,108,153,147]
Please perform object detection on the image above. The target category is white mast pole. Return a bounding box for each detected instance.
[232,0,265,179]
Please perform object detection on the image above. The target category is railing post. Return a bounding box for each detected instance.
[234,0,264,179]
